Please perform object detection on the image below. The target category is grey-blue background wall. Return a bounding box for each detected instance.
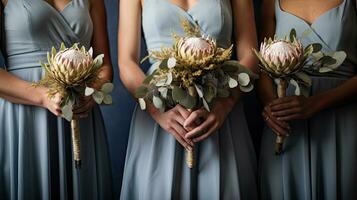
[103,0,262,199]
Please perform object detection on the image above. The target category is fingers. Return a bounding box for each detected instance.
[184,108,208,128]
[169,128,193,151]
[172,121,194,146]
[185,116,214,139]
[264,106,290,129]
[278,114,301,121]
[269,96,295,106]
[175,105,191,119]
[262,112,288,136]
[192,123,218,143]
[272,108,301,117]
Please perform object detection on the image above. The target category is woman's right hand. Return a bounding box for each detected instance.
[149,104,195,151]
[262,104,291,136]
[40,88,62,117]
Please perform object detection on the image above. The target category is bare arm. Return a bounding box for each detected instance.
[257,0,276,106]
[118,0,145,96]
[232,0,259,74]
[90,0,113,85]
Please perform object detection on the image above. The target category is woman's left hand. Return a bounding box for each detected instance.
[269,95,320,121]
[73,96,96,119]
[183,98,234,143]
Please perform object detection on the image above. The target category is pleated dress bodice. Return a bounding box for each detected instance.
[4,0,93,73]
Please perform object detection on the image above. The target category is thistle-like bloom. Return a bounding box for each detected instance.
[254,38,305,78]
[178,36,215,61]
[39,43,104,98]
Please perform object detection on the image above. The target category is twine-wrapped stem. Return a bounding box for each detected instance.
[275,78,287,155]
[71,119,81,169]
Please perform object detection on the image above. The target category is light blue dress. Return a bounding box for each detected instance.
[0,1,113,199]
[120,0,258,199]
[260,0,357,199]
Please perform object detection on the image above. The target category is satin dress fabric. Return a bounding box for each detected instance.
[120,0,258,199]
[0,1,113,199]
[260,0,357,200]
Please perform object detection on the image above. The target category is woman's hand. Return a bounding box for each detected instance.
[150,104,195,151]
[270,95,321,121]
[184,98,235,143]
[40,89,62,117]
[73,96,96,119]
[262,104,291,136]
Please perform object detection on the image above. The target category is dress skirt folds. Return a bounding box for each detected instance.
[0,0,113,199]
[260,1,357,199]
[120,0,258,199]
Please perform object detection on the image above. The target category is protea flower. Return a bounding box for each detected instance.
[254,38,305,78]
[35,43,113,169]
[44,43,103,90]
[177,36,215,63]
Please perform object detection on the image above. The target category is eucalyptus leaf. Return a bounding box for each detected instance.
[156,78,167,87]
[103,95,113,105]
[159,59,169,69]
[290,79,301,95]
[85,87,95,96]
[143,73,155,85]
[158,87,168,98]
[238,73,250,87]
[153,95,164,110]
[203,84,217,102]
[228,77,238,88]
[93,54,104,68]
[166,72,173,85]
[202,98,210,112]
[167,57,177,69]
[138,98,146,110]
[135,86,149,98]
[172,86,186,101]
[289,29,297,42]
[101,83,114,94]
[311,43,322,53]
[194,85,204,98]
[93,91,104,104]
[61,104,73,122]
[240,84,254,93]
[295,72,312,86]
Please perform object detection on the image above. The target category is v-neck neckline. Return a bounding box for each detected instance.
[165,0,200,13]
[42,0,73,14]
[278,0,345,27]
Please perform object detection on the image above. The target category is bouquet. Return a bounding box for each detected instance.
[136,20,257,168]
[34,43,114,168]
[253,29,346,155]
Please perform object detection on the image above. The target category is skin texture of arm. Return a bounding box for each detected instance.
[184,0,260,142]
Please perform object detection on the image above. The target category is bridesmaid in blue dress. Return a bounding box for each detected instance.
[118,0,259,199]
[0,0,113,199]
[259,0,357,199]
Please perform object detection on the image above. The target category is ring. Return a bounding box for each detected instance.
[265,116,270,121]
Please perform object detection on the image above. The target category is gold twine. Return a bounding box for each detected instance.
[275,78,288,155]
[186,148,194,169]
[71,119,81,168]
